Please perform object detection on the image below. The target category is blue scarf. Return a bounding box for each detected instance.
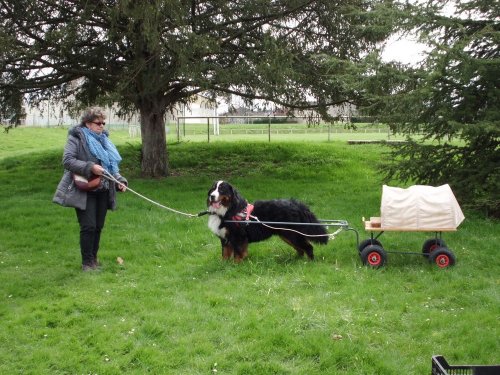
[81,127,122,174]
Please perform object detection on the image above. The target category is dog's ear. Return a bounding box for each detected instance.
[228,183,235,196]
[230,185,246,206]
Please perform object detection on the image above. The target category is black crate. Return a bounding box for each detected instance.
[432,355,500,375]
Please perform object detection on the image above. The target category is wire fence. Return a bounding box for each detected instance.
[128,116,403,143]
[9,115,406,143]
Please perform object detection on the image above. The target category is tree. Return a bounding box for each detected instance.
[363,0,499,216]
[0,0,402,176]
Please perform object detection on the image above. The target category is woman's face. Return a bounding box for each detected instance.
[85,117,106,134]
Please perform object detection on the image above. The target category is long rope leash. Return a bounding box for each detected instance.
[102,170,345,239]
[101,170,202,218]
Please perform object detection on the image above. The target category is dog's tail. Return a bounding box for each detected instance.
[292,200,329,244]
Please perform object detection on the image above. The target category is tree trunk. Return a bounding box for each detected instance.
[138,98,168,177]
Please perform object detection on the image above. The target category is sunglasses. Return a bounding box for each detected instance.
[91,121,106,126]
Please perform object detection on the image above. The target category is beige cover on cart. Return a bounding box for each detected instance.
[381,184,465,230]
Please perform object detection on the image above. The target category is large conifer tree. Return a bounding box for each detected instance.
[364,0,499,216]
[0,0,398,176]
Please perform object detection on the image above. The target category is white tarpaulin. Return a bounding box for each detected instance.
[381,184,465,230]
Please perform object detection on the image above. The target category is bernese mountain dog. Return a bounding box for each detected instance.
[207,180,328,262]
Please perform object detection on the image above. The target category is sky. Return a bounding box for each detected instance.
[382,0,460,64]
[219,38,429,113]
[381,36,429,65]
[222,1,462,111]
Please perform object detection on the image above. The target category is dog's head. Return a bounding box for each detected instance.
[207,180,246,216]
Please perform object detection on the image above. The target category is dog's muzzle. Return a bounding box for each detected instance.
[208,194,222,209]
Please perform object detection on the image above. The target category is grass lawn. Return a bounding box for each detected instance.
[0,128,498,374]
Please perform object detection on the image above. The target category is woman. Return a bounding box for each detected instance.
[53,107,127,271]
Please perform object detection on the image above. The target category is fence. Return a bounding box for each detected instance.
[126,116,395,142]
[171,116,394,143]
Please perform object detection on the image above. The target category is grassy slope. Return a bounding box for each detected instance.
[0,129,498,374]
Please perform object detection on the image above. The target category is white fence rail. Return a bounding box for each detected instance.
[126,116,391,143]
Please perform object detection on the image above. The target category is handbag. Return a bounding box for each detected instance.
[73,173,102,191]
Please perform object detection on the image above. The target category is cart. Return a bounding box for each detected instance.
[359,184,465,268]
[432,355,500,375]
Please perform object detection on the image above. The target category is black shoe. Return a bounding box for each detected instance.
[82,264,97,272]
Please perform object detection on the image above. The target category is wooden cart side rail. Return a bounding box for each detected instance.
[364,217,458,232]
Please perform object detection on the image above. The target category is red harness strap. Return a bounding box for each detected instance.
[245,203,254,220]
[232,203,254,222]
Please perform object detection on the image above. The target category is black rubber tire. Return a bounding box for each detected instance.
[360,245,387,268]
[422,238,447,257]
[358,238,383,252]
[429,247,456,268]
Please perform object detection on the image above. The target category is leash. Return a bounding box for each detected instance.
[101,170,206,218]
[100,171,344,239]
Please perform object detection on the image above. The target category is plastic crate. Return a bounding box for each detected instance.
[432,355,500,375]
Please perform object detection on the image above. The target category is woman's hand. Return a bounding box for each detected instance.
[117,183,127,192]
[91,164,105,176]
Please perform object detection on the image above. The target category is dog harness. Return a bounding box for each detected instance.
[232,203,254,222]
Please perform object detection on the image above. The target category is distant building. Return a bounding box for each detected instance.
[219,102,358,124]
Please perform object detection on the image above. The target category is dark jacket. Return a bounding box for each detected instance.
[52,126,127,210]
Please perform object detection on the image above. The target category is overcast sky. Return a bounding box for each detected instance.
[222,1,463,111]
[381,35,429,65]
[382,0,460,64]
[220,38,429,112]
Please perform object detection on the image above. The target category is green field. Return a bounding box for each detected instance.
[0,128,498,374]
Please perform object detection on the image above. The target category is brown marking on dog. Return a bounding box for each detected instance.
[234,242,249,263]
[220,195,231,207]
[222,244,234,259]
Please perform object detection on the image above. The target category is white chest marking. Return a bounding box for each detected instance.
[208,215,227,239]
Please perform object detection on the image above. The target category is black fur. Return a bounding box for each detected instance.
[207,181,328,261]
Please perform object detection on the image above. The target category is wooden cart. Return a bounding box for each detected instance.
[358,216,458,268]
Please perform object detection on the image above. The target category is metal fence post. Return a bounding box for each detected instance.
[268,117,271,142]
[177,118,180,142]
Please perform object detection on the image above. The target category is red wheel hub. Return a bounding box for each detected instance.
[435,254,450,268]
[368,252,381,266]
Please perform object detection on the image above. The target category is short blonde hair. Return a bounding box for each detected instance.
[81,106,106,124]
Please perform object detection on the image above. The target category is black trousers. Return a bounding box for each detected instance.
[75,190,109,266]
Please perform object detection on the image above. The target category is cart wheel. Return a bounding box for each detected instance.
[358,239,383,252]
[429,247,456,268]
[422,238,447,257]
[360,245,387,268]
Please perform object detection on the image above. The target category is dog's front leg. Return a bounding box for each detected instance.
[233,241,249,263]
[221,239,234,259]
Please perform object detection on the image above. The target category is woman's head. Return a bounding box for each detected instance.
[82,106,106,134]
